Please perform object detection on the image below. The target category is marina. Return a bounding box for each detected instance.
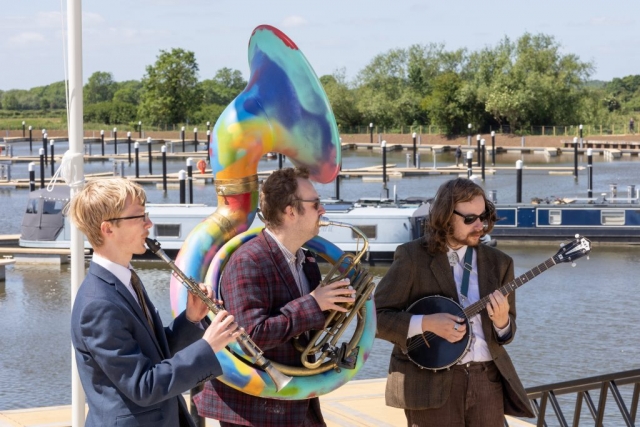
[1,140,640,426]
[4,1,640,424]
[1,242,639,426]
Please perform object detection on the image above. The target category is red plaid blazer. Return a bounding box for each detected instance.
[195,230,327,426]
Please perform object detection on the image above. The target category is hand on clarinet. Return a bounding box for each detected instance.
[185,283,214,323]
[203,309,242,353]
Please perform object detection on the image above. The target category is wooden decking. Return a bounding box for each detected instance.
[0,378,534,427]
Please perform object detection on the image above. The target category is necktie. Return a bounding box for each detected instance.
[130,269,155,331]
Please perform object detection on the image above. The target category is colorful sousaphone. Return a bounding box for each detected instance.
[168,25,376,399]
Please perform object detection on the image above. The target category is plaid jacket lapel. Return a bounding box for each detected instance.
[260,231,302,300]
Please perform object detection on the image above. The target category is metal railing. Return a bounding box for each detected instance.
[506,369,640,427]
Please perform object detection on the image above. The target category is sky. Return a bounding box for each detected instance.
[1,0,639,91]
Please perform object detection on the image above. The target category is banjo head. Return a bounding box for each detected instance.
[406,296,471,371]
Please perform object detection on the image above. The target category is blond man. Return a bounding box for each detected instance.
[69,178,240,427]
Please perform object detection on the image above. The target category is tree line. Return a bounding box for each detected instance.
[1,33,639,135]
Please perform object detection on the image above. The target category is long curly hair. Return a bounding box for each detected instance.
[425,178,497,254]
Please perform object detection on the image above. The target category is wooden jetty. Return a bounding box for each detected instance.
[0,378,534,427]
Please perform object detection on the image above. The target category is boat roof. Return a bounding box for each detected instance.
[28,185,70,201]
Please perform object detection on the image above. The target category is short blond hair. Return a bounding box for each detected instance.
[66,178,146,248]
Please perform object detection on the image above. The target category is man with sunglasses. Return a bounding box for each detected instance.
[68,178,241,427]
[375,178,533,426]
[195,167,355,427]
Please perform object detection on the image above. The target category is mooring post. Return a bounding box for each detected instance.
[43,132,49,166]
[491,131,496,166]
[127,132,132,163]
[50,139,55,176]
[193,128,198,153]
[573,136,578,179]
[516,160,523,203]
[382,140,389,198]
[100,129,105,156]
[587,148,593,198]
[161,145,167,193]
[412,132,417,167]
[179,170,187,204]
[113,127,118,155]
[579,124,584,148]
[134,142,140,178]
[186,158,194,204]
[147,137,153,175]
[39,148,45,189]
[28,162,36,192]
[480,139,486,181]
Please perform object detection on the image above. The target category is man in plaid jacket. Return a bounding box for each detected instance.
[194,167,355,427]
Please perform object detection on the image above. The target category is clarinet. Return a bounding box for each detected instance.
[145,237,292,392]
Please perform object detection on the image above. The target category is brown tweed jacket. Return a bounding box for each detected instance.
[374,237,534,418]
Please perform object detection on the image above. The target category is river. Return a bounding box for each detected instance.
[0,144,639,425]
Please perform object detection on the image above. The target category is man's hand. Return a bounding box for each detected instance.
[486,290,510,329]
[203,310,242,353]
[310,279,356,312]
[185,283,212,323]
[421,313,467,343]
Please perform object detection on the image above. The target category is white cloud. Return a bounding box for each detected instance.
[7,32,46,47]
[83,12,106,26]
[282,15,308,28]
[589,17,633,27]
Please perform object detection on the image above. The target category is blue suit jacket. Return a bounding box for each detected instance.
[71,261,222,426]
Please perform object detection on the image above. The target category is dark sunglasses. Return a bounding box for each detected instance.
[295,198,321,211]
[105,212,150,222]
[453,210,490,225]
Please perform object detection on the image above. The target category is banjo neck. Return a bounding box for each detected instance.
[462,257,557,319]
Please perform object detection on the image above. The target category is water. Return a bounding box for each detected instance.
[1,145,639,425]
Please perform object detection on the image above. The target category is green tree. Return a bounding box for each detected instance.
[84,101,137,125]
[201,67,246,106]
[422,72,465,134]
[84,71,117,105]
[320,70,361,129]
[2,92,20,110]
[473,33,592,131]
[138,48,202,125]
[113,80,143,105]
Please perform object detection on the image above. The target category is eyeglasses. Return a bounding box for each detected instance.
[105,212,149,222]
[295,198,321,211]
[453,210,490,225]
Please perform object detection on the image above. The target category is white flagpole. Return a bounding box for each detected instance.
[67,0,86,425]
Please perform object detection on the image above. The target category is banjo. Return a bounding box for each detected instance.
[405,235,591,371]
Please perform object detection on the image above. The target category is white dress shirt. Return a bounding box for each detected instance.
[264,228,310,296]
